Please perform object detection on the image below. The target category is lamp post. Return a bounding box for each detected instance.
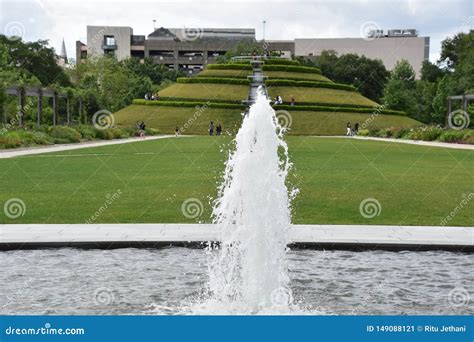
[153,19,156,30]
[262,20,266,41]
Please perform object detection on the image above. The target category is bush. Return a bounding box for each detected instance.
[358,129,370,136]
[273,104,406,116]
[74,125,97,140]
[438,130,468,143]
[207,64,252,70]
[266,79,356,91]
[93,129,114,140]
[132,99,245,110]
[0,131,22,149]
[392,127,411,139]
[48,126,82,143]
[145,127,161,136]
[177,77,250,85]
[409,126,443,141]
[263,65,321,74]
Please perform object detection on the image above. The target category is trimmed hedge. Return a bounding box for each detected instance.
[131,99,405,116]
[263,65,321,74]
[230,59,301,66]
[157,97,242,104]
[207,64,252,70]
[273,104,406,116]
[266,79,356,91]
[132,99,245,110]
[177,77,250,85]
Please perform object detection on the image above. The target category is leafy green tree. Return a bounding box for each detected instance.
[382,60,418,117]
[311,50,389,102]
[121,57,182,85]
[420,60,446,82]
[0,35,70,87]
[438,30,474,70]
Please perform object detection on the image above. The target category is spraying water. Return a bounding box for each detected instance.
[190,88,296,314]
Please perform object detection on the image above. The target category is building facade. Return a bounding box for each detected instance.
[77,26,256,74]
[76,26,429,77]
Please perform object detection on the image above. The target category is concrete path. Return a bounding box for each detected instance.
[0,135,178,159]
[1,224,472,251]
[352,136,474,150]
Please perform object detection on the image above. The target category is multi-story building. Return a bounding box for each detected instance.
[76,26,429,77]
[76,25,256,74]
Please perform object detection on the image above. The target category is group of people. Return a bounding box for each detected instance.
[209,122,222,136]
[144,93,160,101]
[272,95,296,106]
[136,121,146,138]
[346,122,359,136]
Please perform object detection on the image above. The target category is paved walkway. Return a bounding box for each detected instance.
[352,136,474,150]
[1,224,472,251]
[0,135,179,159]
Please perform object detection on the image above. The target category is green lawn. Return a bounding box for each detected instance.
[114,105,243,135]
[159,83,249,102]
[1,137,472,226]
[114,105,420,135]
[267,86,378,107]
[198,69,332,82]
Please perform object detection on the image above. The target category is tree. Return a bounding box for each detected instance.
[420,60,446,82]
[311,51,389,102]
[438,30,474,70]
[0,35,70,87]
[121,57,182,85]
[382,60,418,117]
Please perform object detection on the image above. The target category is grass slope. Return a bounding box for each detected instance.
[115,105,420,135]
[199,69,332,82]
[159,83,249,102]
[1,137,472,226]
[114,105,243,135]
[267,86,378,107]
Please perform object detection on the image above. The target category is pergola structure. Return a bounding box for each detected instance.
[448,93,473,116]
[3,85,80,127]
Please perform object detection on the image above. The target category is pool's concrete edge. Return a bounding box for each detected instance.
[1,224,472,252]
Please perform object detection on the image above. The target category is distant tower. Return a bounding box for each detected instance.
[60,38,68,64]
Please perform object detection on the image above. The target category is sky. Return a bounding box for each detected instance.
[1,0,473,63]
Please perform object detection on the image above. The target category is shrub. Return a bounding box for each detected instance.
[93,129,114,140]
[74,125,97,140]
[273,104,406,116]
[266,79,355,91]
[404,126,443,141]
[145,127,161,136]
[0,132,22,149]
[438,130,468,143]
[392,127,411,139]
[48,126,81,143]
[207,64,252,70]
[177,77,250,85]
[263,65,321,74]
[358,129,370,136]
[132,99,245,110]
[375,128,393,138]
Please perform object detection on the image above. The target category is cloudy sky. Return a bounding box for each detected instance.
[1,0,472,62]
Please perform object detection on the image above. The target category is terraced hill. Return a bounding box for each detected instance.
[114,59,422,135]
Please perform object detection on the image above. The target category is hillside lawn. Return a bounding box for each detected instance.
[267,86,379,107]
[114,105,420,135]
[159,83,249,102]
[199,69,332,82]
[1,136,472,226]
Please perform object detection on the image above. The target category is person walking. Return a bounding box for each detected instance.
[354,122,359,135]
[290,95,295,106]
[175,127,179,137]
[346,122,352,136]
[209,121,214,136]
[216,123,222,136]
[139,121,146,139]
